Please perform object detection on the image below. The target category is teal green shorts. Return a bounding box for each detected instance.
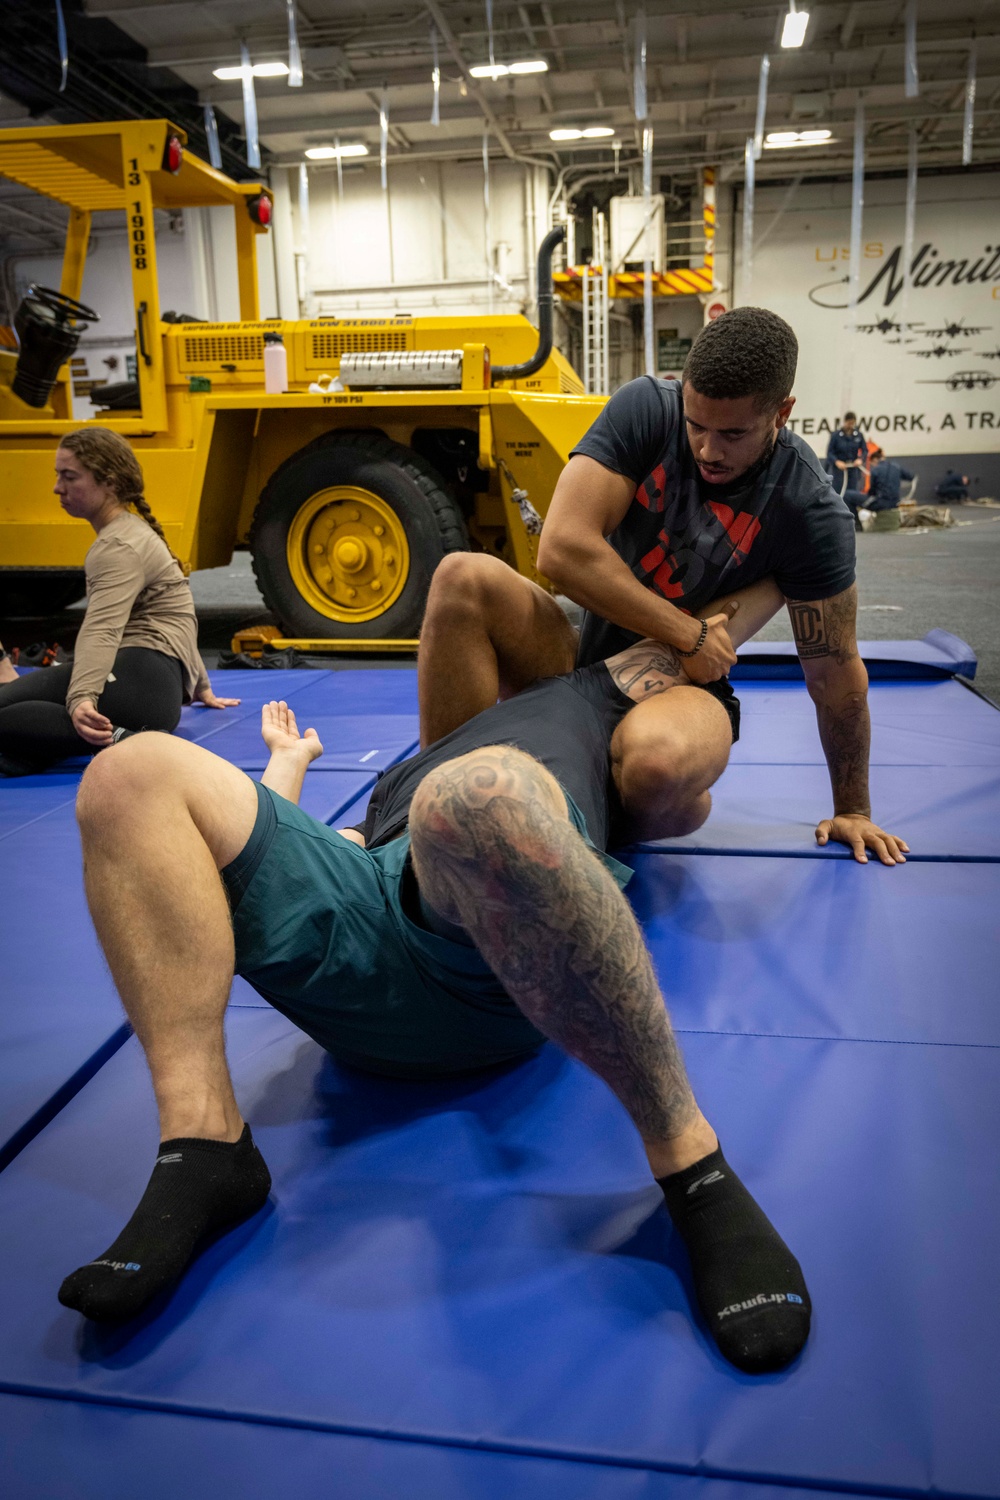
[223,781,633,1079]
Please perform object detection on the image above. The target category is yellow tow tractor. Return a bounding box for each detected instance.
[0,119,603,646]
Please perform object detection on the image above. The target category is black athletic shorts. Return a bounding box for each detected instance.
[697,677,741,743]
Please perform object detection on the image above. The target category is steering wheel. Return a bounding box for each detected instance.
[26,284,100,324]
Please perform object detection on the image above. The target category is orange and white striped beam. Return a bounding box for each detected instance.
[555,165,718,302]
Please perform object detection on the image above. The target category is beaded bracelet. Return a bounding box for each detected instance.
[675,618,709,658]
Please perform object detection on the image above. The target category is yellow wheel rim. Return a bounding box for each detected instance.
[286,486,410,624]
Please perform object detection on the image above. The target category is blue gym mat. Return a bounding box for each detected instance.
[640,764,1000,860]
[732,629,978,681]
[0,810,129,1173]
[730,679,1000,767]
[277,768,378,827]
[177,669,324,738]
[1,1394,901,1500]
[0,1009,997,1498]
[1,645,997,1495]
[625,851,1000,1047]
[201,713,419,771]
[176,667,418,749]
[0,772,81,840]
[0,672,415,1174]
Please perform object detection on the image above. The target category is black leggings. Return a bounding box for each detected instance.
[0,646,184,770]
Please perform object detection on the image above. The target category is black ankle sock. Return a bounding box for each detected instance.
[659,1145,811,1373]
[58,1124,271,1323]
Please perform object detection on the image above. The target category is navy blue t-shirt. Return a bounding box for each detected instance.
[362,663,632,854]
[569,376,856,664]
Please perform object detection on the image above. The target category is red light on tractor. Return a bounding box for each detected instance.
[247,193,272,228]
[162,134,183,174]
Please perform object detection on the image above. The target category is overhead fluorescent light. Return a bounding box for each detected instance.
[550,126,616,141]
[469,59,548,78]
[780,5,810,48]
[305,143,369,159]
[214,61,290,80]
[764,127,831,148]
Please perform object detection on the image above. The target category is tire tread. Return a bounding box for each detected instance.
[249,430,468,636]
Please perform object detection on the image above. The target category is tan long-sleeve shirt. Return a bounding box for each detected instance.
[66,512,210,717]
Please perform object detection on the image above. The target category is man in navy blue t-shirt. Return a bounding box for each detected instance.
[420,307,906,866]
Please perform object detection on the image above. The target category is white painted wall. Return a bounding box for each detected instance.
[293,158,546,318]
[737,170,1000,459]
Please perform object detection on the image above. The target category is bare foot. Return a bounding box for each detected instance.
[0,652,17,686]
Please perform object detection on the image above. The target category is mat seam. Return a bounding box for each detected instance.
[673,1027,999,1050]
[0,1023,133,1176]
[625,846,1000,863]
[0,794,79,844]
[0,1385,985,1500]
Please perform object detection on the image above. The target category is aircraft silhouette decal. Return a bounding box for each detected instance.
[909,344,968,359]
[923,321,991,339]
[915,369,998,391]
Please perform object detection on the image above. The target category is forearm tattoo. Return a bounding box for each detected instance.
[788,587,871,814]
[606,638,684,702]
[409,747,697,1143]
[788,587,860,666]
[817,690,872,816]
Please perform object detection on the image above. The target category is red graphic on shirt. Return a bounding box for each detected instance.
[639,537,685,598]
[652,558,686,598]
[635,496,764,606]
[636,463,667,511]
[707,502,762,557]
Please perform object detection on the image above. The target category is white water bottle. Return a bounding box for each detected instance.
[264,332,288,394]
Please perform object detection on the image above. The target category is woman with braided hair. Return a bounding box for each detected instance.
[0,428,239,775]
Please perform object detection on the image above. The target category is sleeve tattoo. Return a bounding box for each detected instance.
[787,586,871,815]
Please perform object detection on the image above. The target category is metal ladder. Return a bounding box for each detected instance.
[581,209,610,395]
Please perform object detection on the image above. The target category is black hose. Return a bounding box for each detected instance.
[491,225,566,384]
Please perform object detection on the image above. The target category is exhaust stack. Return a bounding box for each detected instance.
[491,226,566,384]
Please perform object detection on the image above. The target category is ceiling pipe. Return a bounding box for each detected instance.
[423,0,556,173]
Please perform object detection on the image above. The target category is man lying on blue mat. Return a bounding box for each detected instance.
[419,306,907,866]
[59,629,811,1374]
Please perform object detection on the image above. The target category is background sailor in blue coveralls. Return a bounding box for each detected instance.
[826,411,869,496]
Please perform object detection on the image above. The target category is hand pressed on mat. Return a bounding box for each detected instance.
[816,812,910,865]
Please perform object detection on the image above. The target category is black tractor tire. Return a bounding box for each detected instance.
[249,432,468,640]
[0,569,87,617]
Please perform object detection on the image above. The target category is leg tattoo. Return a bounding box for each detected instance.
[409,747,698,1144]
[409,747,813,1374]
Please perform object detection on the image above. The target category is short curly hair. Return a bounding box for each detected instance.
[682,306,798,410]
